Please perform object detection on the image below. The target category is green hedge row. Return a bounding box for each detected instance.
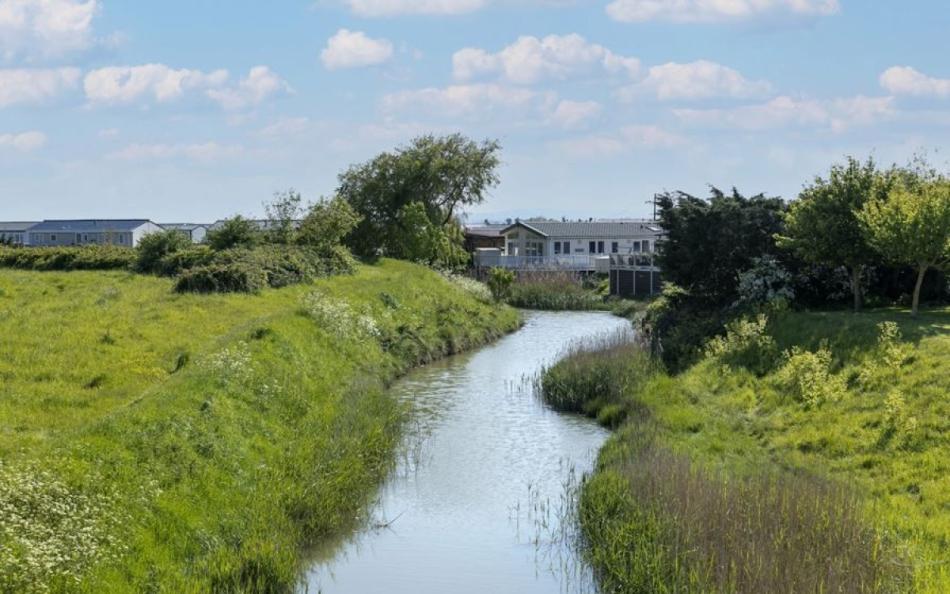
[0,246,136,271]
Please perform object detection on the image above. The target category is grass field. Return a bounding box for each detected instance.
[541,307,950,593]
[0,260,519,592]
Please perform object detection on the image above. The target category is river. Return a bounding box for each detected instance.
[302,311,631,594]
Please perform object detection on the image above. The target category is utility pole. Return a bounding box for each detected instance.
[645,193,659,221]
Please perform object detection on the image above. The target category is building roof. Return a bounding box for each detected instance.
[160,223,208,231]
[28,219,156,232]
[464,224,506,238]
[501,220,663,238]
[0,222,38,232]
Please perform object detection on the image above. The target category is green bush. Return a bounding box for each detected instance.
[0,246,136,271]
[704,313,778,375]
[156,245,216,276]
[135,230,192,274]
[773,344,847,407]
[486,267,514,301]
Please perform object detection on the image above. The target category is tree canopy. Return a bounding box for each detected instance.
[338,133,501,266]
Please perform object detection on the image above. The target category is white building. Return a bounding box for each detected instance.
[160,223,209,243]
[27,220,163,248]
[0,222,38,245]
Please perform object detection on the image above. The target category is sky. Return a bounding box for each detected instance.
[1,0,949,223]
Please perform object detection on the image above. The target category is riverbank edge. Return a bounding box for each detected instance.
[537,309,941,593]
[9,261,520,592]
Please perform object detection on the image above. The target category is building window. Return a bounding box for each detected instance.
[643,240,650,252]
[611,241,619,253]
[597,241,605,254]
[563,241,570,254]
[588,241,595,253]
[525,241,544,257]
[633,241,641,252]
[554,241,562,255]
[51,234,56,241]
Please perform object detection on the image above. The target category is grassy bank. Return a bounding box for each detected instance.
[0,259,519,592]
[540,308,950,593]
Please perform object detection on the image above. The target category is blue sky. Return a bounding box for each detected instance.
[1,0,949,222]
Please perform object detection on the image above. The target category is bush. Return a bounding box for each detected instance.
[486,267,514,301]
[704,313,778,375]
[205,216,261,251]
[174,261,269,294]
[773,344,847,407]
[0,246,136,271]
[135,230,192,274]
[156,245,215,276]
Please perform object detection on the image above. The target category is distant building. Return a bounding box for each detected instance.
[27,220,163,248]
[0,222,38,245]
[464,224,506,252]
[160,223,209,243]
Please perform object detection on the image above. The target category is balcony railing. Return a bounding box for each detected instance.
[473,253,604,271]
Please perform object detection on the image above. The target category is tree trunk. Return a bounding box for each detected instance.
[912,264,928,317]
[851,266,863,312]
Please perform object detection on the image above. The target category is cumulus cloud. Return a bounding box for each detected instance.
[674,95,895,132]
[606,0,839,23]
[0,130,46,151]
[382,83,544,117]
[453,34,639,84]
[321,29,394,70]
[880,66,950,98]
[548,99,601,128]
[343,0,485,17]
[108,141,243,162]
[0,67,80,107]
[623,60,771,101]
[84,64,288,110]
[0,0,99,60]
[206,66,290,110]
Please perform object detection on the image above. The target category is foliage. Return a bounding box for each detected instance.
[134,229,192,274]
[736,254,795,307]
[438,270,493,303]
[0,245,136,271]
[704,313,777,376]
[774,345,847,408]
[486,267,515,301]
[656,187,787,307]
[204,215,261,251]
[0,260,520,592]
[505,270,604,310]
[859,176,950,315]
[263,189,303,244]
[296,195,362,252]
[155,244,215,276]
[339,133,501,263]
[301,290,381,340]
[778,156,886,311]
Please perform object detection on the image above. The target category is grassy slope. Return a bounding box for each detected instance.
[0,260,519,592]
[569,308,949,592]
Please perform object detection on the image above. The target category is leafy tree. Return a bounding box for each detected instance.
[777,157,885,311]
[263,189,303,244]
[487,267,515,302]
[656,187,787,307]
[205,216,260,251]
[296,196,361,252]
[135,229,192,273]
[859,177,950,315]
[338,133,501,264]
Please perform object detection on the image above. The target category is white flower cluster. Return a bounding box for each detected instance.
[302,291,380,340]
[202,341,253,387]
[0,465,127,593]
[440,271,492,303]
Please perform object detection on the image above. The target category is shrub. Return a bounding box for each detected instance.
[205,216,261,251]
[0,246,135,271]
[156,245,215,276]
[774,344,847,407]
[486,267,514,302]
[135,230,192,274]
[736,254,795,308]
[704,313,777,375]
[174,261,268,293]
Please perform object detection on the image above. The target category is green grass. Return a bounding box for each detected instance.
[0,260,519,592]
[540,306,950,593]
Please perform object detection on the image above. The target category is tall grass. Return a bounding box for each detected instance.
[506,270,605,310]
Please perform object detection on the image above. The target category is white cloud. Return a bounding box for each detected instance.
[321,29,394,70]
[555,125,686,157]
[674,95,895,132]
[84,64,228,104]
[343,0,485,17]
[0,0,99,60]
[0,130,46,151]
[108,141,243,162]
[624,60,771,101]
[548,99,601,128]
[880,66,950,98]
[206,66,290,110]
[606,0,839,23]
[84,64,288,110]
[0,67,80,107]
[382,83,543,116]
[453,34,640,84]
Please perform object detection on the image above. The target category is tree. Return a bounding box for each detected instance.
[777,157,885,312]
[296,196,361,252]
[263,189,303,244]
[656,187,787,307]
[205,216,260,251]
[338,133,501,264]
[859,177,950,315]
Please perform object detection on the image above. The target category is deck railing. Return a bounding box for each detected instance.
[473,253,601,271]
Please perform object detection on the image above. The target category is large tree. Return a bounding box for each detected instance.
[338,134,501,265]
[859,176,950,316]
[656,187,787,307]
[777,157,884,312]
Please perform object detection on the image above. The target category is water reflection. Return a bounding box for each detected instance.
[303,311,631,594]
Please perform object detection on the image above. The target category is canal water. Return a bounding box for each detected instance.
[303,311,631,594]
